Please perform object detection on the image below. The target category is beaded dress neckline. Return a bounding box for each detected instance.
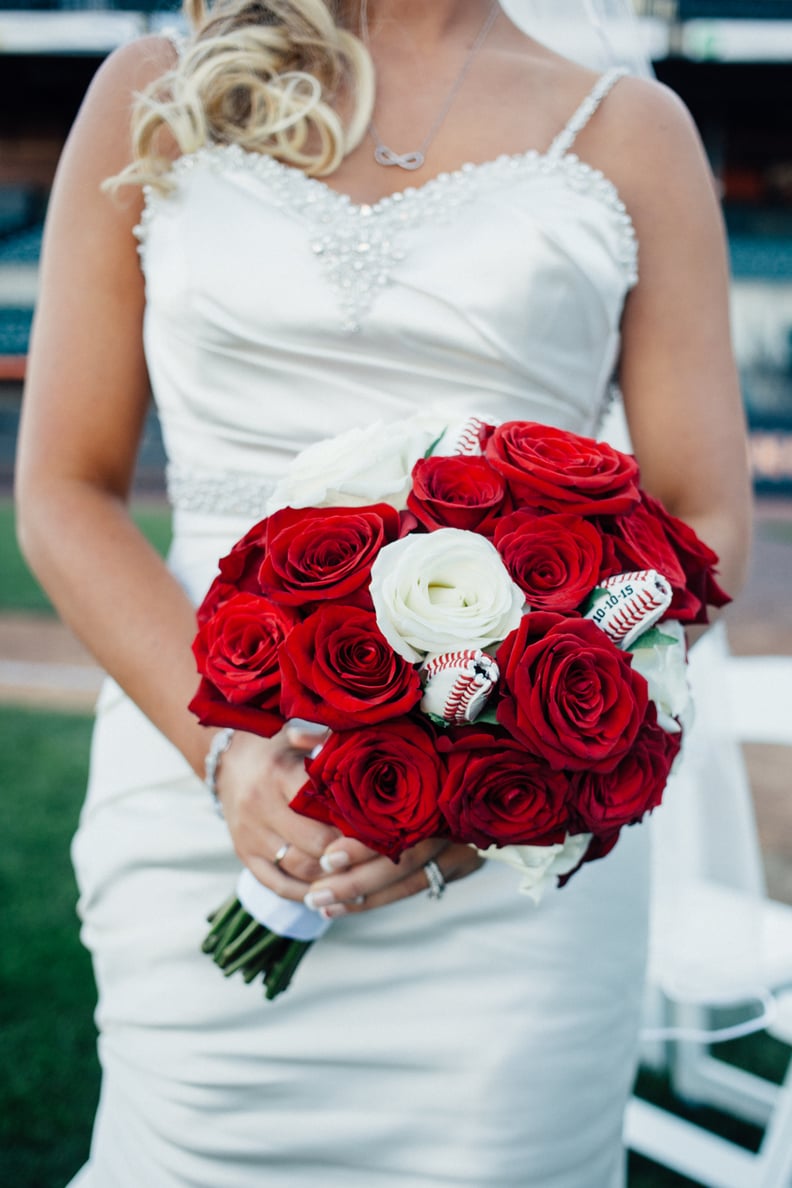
[139,142,637,334]
[133,67,638,521]
[135,68,636,335]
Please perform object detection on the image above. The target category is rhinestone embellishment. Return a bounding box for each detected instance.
[166,462,276,518]
[134,142,639,332]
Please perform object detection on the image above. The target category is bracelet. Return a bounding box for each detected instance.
[204,727,235,817]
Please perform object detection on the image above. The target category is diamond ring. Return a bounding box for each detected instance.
[424,859,446,901]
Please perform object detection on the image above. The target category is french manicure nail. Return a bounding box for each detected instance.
[304,889,335,910]
[320,851,350,874]
[320,903,348,920]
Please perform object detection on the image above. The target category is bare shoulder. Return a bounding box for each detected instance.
[601,75,705,160]
[87,33,179,104]
[584,75,718,224]
[41,34,180,287]
[64,35,179,178]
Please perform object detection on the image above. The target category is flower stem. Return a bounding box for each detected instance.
[219,917,264,962]
[204,905,250,957]
[202,898,313,1000]
[221,929,281,978]
[201,894,239,952]
[265,939,313,1001]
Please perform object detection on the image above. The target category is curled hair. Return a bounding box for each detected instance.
[109,0,373,189]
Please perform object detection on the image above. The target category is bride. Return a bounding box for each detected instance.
[16,1,750,1184]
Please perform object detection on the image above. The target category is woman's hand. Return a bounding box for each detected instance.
[303,836,484,918]
[216,723,483,913]
[215,723,341,900]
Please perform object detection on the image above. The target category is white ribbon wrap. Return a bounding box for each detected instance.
[236,869,332,942]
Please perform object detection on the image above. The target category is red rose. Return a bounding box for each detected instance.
[486,422,640,515]
[219,518,269,584]
[598,495,692,619]
[257,504,401,609]
[197,577,237,625]
[197,519,270,624]
[600,492,729,624]
[279,605,422,730]
[291,719,444,860]
[189,593,297,736]
[642,492,731,623]
[407,455,509,535]
[599,497,685,582]
[439,731,570,848]
[497,614,649,772]
[571,705,682,831]
[494,510,603,612]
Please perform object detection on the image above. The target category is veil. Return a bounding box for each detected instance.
[500,0,654,77]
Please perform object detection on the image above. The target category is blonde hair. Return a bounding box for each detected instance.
[110,0,373,189]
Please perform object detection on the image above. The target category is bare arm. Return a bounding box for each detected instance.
[15,38,345,887]
[17,39,199,755]
[596,78,752,603]
[15,38,480,911]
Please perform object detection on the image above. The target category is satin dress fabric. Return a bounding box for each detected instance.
[69,69,649,1187]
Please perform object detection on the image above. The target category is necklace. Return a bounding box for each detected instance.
[359,0,500,172]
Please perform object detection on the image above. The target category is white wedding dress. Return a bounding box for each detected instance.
[69,68,649,1188]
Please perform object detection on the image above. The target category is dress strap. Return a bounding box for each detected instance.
[546,67,629,162]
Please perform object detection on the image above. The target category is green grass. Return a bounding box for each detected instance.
[0,496,172,613]
[0,706,98,1186]
[0,704,789,1187]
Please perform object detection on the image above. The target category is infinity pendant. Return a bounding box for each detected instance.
[374,145,425,171]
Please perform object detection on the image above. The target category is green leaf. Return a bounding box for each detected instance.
[628,626,678,652]
[473,705,501,726]
[581,588,608,614]
[424,428,449,459]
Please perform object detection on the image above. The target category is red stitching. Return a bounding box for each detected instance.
[423,651,498,721]
[602,570,653,590]
[600,589,666,642]
[423,649,482,677]
[443,673,489,722]
[452,417,485,456]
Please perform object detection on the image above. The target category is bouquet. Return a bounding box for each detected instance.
[190,413,729,1000]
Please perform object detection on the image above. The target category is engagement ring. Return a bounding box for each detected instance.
[424,860,446,901]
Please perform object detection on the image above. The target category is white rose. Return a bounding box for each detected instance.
[479,834,592,904]
[370,528,525,663]
[266,416,445,514]
[629,620,693,733]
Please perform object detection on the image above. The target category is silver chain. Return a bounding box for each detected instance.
[359,0,500,171]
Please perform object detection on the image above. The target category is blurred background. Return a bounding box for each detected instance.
[0,3,790,1187]
[0,0,790,486]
